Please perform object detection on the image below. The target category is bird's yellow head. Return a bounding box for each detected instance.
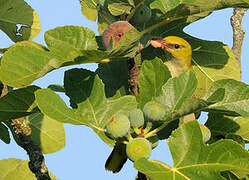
[150,36,192,68]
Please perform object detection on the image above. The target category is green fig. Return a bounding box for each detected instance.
[143,101,166,121]
[106,114,130,138]
[126,137,152,161]
[132,4,151,25]
[129,109,145,128]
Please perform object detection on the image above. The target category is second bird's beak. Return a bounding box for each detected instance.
[150,40,167,49]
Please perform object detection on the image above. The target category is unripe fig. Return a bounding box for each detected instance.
[143,101,166,121]
[132,4,151,24]
[200,124,211,143]
[106,114,130,138]
[126,137,152,161]
[129,109,145,128]
[102,21,134,49]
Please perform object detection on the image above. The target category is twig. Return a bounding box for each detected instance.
[127,59,140,96]
[12,118,51,180]
[230,8,248,75]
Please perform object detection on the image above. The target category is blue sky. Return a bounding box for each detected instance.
[0,1,249,180]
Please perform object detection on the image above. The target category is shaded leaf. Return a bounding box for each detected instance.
[0,0,41,42]
[47,84,65,93]
[0,158,57,180]
[135,121,249,180]
[64,68,95,108]
[0,122,10,144]
[0,85,39,121]
[206,113,249,143]
[29,113,65,154]
[96,61,129,98]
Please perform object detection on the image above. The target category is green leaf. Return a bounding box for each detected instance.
[108,0,132,16]
[74,75,137,145]
[0,41,56,88]
[155,71,197,113]
[97,5,118,35]
[135,120,249,180]
[0,122,10,144]
[0,0,41,42]
[206,113,249,143]
[45,26,98,59]
[203,79,249,117]
[0,26,142,88]
[136,58,171,108]
[80,0,99,21]
[64,68,95,108]
[36,75,137,145]
[35,89,83,125]
[29,113,65,154]
[0,85,39,121]
[0,158,57,180]
[150,0,249,19]
[191,38,240,98]
[96,61,129,98]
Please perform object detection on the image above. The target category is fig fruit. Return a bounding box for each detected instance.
[129,109,145,128]
[106,114,130,138]
[143,101,166,121]
[102,21,134,49]
[126,137,152,161]
[132,4,151,24]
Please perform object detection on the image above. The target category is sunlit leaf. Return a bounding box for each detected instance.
[0,159,57,180]
[135,121,249,179]
[29,113,65,154]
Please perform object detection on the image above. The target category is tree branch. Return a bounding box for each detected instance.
[12,118,51,180]
[230,8,248,75]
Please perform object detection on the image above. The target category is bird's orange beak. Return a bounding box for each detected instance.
[150,40,168,49]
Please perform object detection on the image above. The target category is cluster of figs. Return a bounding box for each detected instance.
[106,101,166,161]
[106,101,211,162]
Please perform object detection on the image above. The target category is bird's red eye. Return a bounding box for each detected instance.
[174,44,180,49]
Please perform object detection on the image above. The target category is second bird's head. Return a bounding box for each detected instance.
[150,36,192,67]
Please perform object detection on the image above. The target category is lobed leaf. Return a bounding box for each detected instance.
[155,71,198,114]
[136,58,171,108]
[36,74,137,146]
[203,79,249,117]
[135,120,249,180]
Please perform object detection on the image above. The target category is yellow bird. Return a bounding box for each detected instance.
[150,36,192,77]
[150,36,195,122]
